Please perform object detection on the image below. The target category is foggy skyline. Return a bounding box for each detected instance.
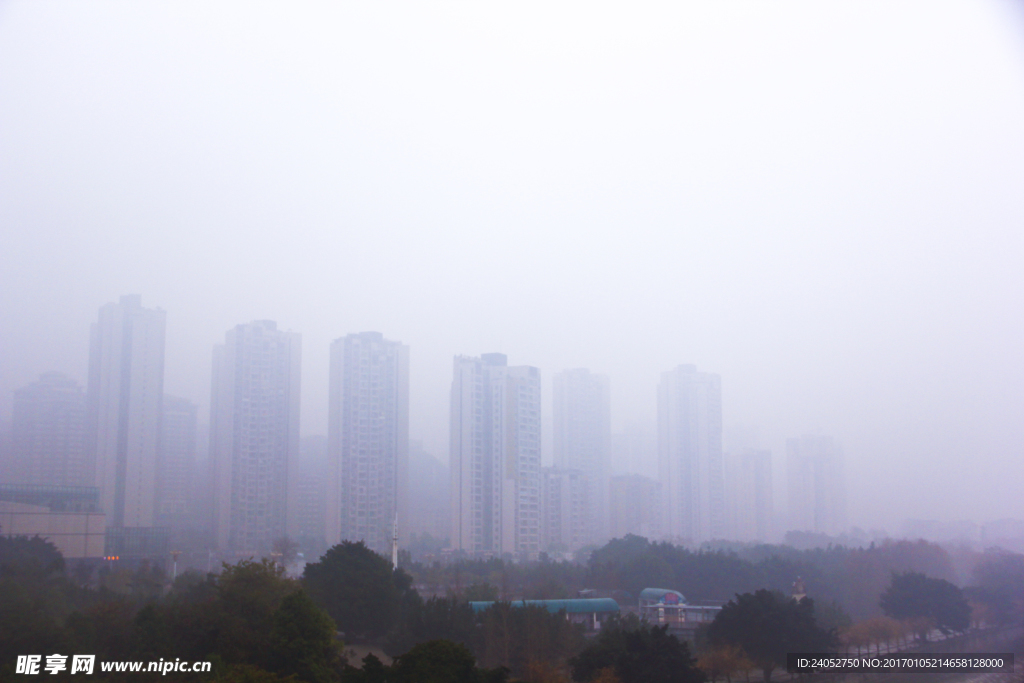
[2,2,1023,532]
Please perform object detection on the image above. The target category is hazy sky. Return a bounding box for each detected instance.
[2,1,1023,532]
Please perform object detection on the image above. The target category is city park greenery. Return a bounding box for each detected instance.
[1,532,1021,682]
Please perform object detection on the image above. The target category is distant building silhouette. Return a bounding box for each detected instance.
[725,448,773,542]
[0,422,10,482]
[407,441,448,543]
[210,320,301,555]
[658,365,725,543]
[189,422,213,549]
[611,423,657,478]
[86,295,166,530]
[295,435,328,556]
[541,466,589,555]
[553,368,610,546]
[786,435,846,535]
[10,372,89,487]
[609,473,663,540]
[155,395,197,531]
[326,332,409,556]
[450,353,541,559]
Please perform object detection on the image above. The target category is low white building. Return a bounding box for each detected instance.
[638,587,721,638]
[0,484,106,559]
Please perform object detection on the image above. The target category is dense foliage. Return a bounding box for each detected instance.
[342,641,509,683]
[570,615,704,683]
[966,551,1024,625]
[304,541,414,641]
[879,571,971,636]
[407,533,972,622]
[0,549,343,682]
[707,590,834,681]
[3,532,1020,682]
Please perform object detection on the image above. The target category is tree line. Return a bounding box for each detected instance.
[409,534,1021,624]
[1,533,1020,682]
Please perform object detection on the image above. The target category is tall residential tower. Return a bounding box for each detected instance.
[552,368,610,547]
[326,332,409,555]
[10,372,89,487]
[786,435,846,535]
[210,320,301,554]
[658,365,725,543]
[86,295,166,530]
[725,449,774,542]
[155,395,198,531]
[450,354,541,559]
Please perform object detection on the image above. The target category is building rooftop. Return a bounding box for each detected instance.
[469,598,620,615]
[638,588,687,605]
[0,483,101,512]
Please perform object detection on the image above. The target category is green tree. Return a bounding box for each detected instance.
[272,537,301,568]
[268,590,341,683]
[464,582,499,601]
[570,615,704,683]
[0,536,85,677]
[969,552,1024,625]
[0,534,65,576]
[879,571,970,637]
[588,535,652,570]
[341,653,389,683]
[385,596,476,657]
[476,603,585,678]
[65,600,136,660]
[707,590,833,682]
[304,541,411,642]
[813,600,851,636]
[0,579,70,677]
[129,602,172,661]
[217,559,300,666]
[390,639,481,683]
[216,664,301,682]
[697,644,753,683]
[621,553,675,598]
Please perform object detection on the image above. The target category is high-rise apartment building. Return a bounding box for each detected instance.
[786,435,846,535]
[450,353,541,559]
[540,467,588,554]
[0,421,10,482]
[326,332,409,556]
[609,473,663,540]
[610,423,657,478]
[155,395,197,530]
[190,422,214,548]
[210,320,301,554]
[295,435,328,556]
[10,372,89,487]
[725,449,773,542]
[408,441,449,543]
[553,369,610,545]
[658,365,725,543]
[86,295,166,529]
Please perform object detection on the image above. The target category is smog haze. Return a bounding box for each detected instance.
[2,1,1023,534]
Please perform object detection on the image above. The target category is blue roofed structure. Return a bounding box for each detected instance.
[469,598,620,615]
[468,598,620,631]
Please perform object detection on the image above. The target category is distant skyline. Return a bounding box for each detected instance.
[2,2,1023,531]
